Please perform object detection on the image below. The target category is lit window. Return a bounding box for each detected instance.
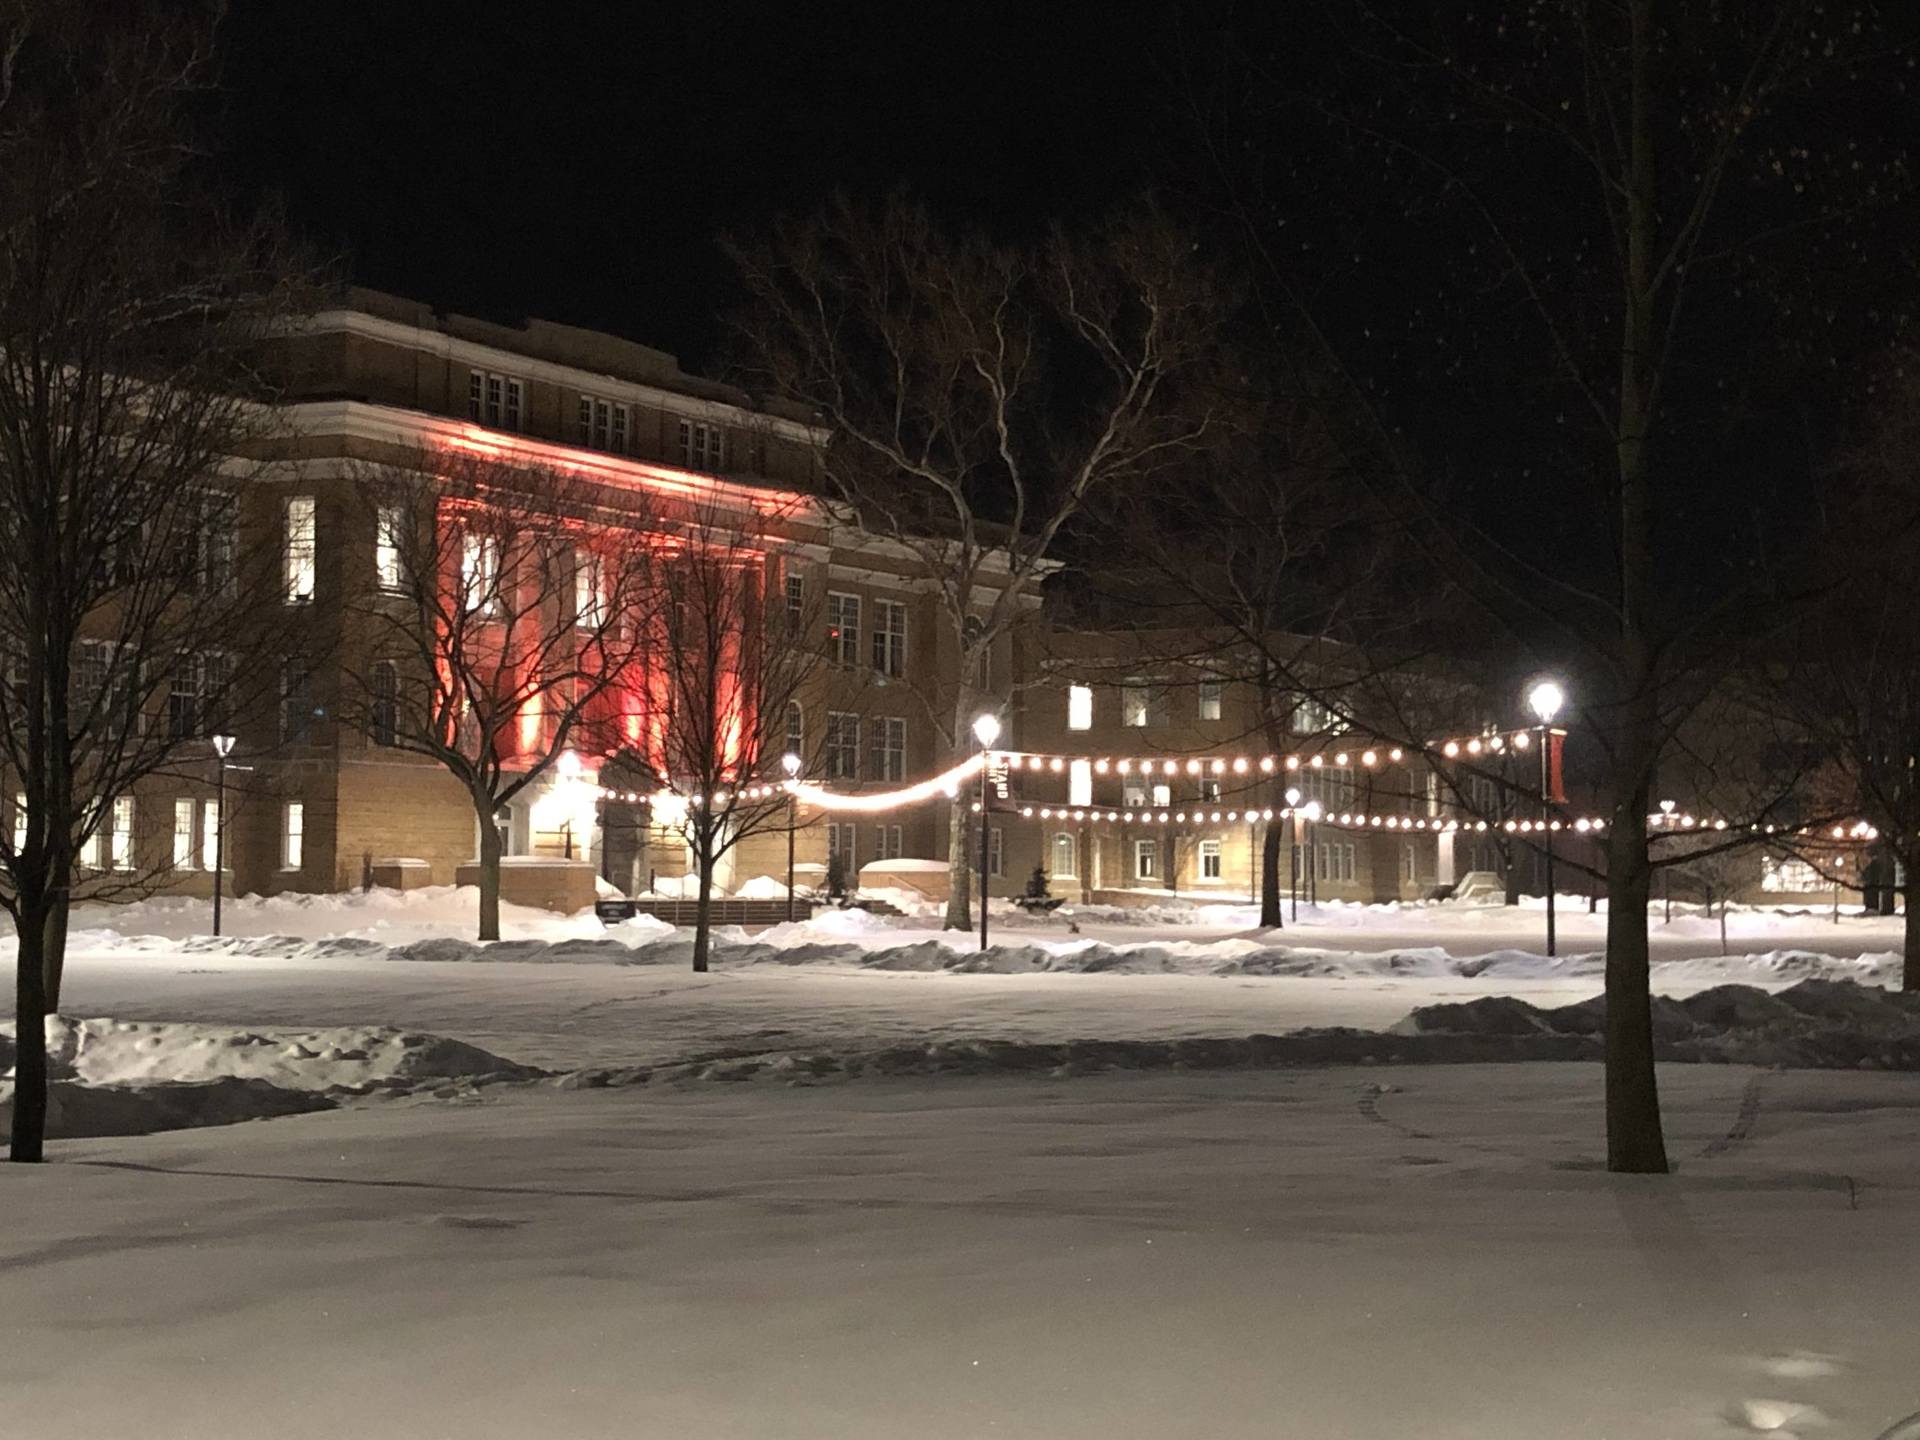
[826,592,861,666]
[1134,839,1158,880]
[282,801,304,870]
[284,495,316,604]
[574,549,606,629]
[1200,779,1221,802]
[1761,856,1821,892]
[1290,698,1341,734]
[987,824,1004,878]
[869,717,906,783]
[1067,684,1093,731]
[1198,680,1223,721]
[110,796,134,872]
[461,532,499,613]
[873,599,907,677]
[1152,783,1171,807]
[784,702,804,759]
[13,792,26,852]
[1200,839,1222,880]
[1051,832,1077,878]
[375,505,405,593]
[1121,680,1150,727]
[1123,779,1147,807]
[1069,759,1092,807]
[578,395,629,454]
[173,799,195,871]
[200,800,220,872]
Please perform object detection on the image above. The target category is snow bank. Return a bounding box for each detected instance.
[1,1015,547,1140]
[1399,978,1920,1069]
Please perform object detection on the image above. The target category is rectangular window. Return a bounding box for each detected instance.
[1761,856,1821,892]
[81,816,102,870]
[371,662,399,747]
[826,592,861,666]
[169,654,200,741]
[1123,779,1147,807]
[1200,779,1222,802]
[111,795,134,872]
[1121,679,1150,727]
[574,549,605,629]
[1134,838,1158,880]
[1305,765,1357,812]
[874,824,904,861]
[987,824,1004,878]
[826,711,860,780]
[284,495,316,604]
[1152,783,1171,808]
[1069,759,1093,808]
[282,801,304,871]
[1051,832,1077,878]
[461,532,499,613]
[677,419,724,471]
[1403,843,1417,881]
[577,395,629,453]
[281,660,314,745]
[872,599,907,677]
[869,717,906,783]
[827,822,857,872]
[1067,684,1093,731]
[204,492,238,598]
[375,505,405,593]
[74,640,118,732]
[469,371,524,431]
[201,800,220,872]
[784,702,804,758]
[173,799,195,870]
[785,572,805,631]
[1198,680,1223,721]
[1200,838,1222,880]
[1290,698,1342,734]
[13,792,26,852]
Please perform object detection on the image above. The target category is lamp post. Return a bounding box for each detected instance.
[1526,680,1565,957]
[1285,786,1302,922]
[211,734,236,937]
[973,712,1001,952]
[1659,798,1676,922]
[781,752,801,922]
[1302,800,1322,910]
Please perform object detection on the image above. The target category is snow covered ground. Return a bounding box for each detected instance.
[6,1065,1920,1438]
[8,887,1920,1436]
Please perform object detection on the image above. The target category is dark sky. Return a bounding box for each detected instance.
[220,0,1169,370]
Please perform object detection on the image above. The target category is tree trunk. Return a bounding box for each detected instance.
[10,906,51,1163]
[1260,823,1283,928]
[691,839,715,973]
[943,797,971,931]
[41,890,69,1013]
[476,806,503,942]
[1719,902,1728,956]
[1903,841,1920,992]
[1603,797,1670,1174]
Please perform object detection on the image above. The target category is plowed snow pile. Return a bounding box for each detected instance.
[1,1016,543,1138]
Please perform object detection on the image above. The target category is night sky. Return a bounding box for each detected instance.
[220,0,1170,370]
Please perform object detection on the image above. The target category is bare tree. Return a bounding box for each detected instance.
[726,195,1224,929]
[345,448,662,942]
[1186,0,1914,1172]
[0,1,314,1161]
[646,498,824,971]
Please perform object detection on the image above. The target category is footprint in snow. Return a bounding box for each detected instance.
[429,1215,526,1230]
[1756,1351,1846,1381]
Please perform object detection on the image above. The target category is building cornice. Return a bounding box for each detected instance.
[287,308,827,446]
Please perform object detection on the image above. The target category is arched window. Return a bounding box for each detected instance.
[1051,832,1077,879]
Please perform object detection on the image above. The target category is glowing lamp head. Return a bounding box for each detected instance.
[1527,679,1565,725]
[1659,798,1676,816]
[1284,787,1302,807]
[780,752,801,778]
[212,734,236,759]
[1302,801,1323,821]
[972,712,1001,749]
